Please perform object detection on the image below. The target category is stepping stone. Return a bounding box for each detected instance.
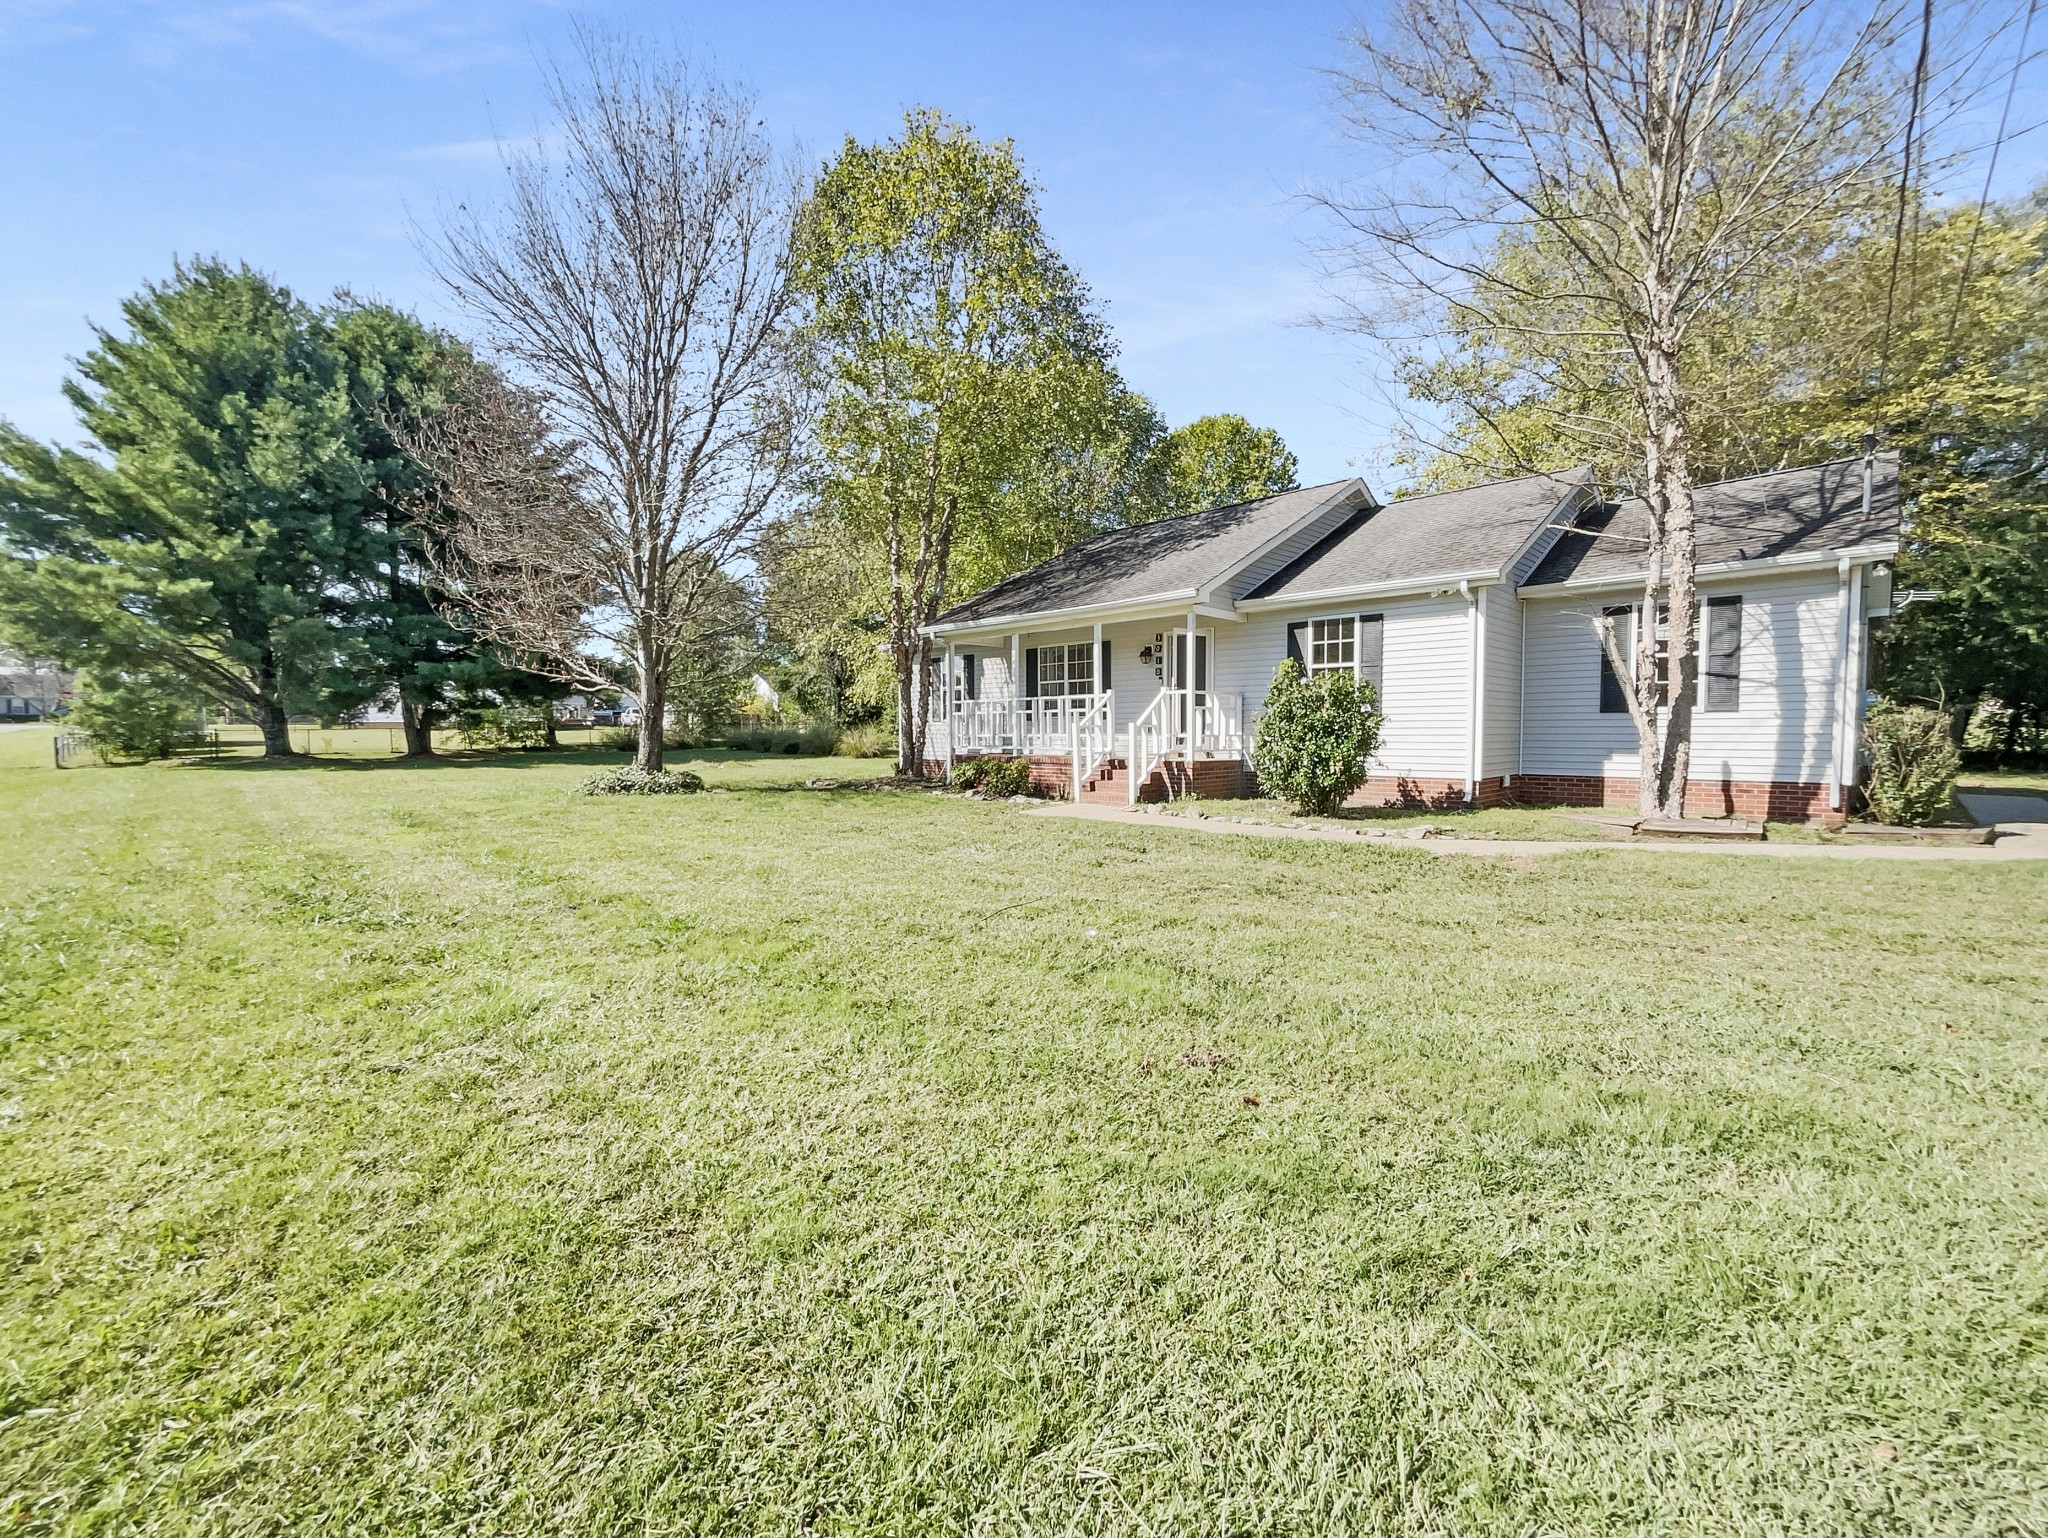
[1637,817,1765,840]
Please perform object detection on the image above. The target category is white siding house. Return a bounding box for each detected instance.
[925,456,1900,820]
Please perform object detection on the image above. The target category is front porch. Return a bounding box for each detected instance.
[931,618,1251,805]
[942,693,1251,804]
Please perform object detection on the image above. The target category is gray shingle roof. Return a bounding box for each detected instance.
[1523,454,1901,587]
[931,480,1361,628]
[1242,470,1587,601]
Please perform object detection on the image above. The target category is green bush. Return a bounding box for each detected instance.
[831,721,892,758]
[1250,660,1383,815]
[1863,701,1960,825]
[71,668,203,761]
[599,724,694,752]
[953,756,1034,797]
[723,725,837,755]
[455,704,553,750]
[577,766,706,796]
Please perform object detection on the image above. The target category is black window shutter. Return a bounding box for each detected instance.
[1356,614,1384,695]
[1024,647,1039,698]
[1285,622,1306,670]
[1099,640,1111,692]
[963,654,978,701]
[1598,606,1631,713]
[1704,596,1741,711]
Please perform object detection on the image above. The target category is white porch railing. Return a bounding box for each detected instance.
[1127,690,1174,804]
[950,692,1112,756]
[1068,690,1116,799]
[948,686,1245,802]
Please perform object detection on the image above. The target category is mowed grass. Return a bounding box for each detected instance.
[2,726,2045,1534]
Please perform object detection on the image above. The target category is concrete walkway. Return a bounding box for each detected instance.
[1028,798,2048,862]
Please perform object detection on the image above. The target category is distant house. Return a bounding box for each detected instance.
[922,454,1900,822]
[0,653,72,720]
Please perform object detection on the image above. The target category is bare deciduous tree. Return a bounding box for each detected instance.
[422,30,805,771]
[1319,0,1962,816]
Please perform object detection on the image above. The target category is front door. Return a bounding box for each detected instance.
[1166,629,1210,729]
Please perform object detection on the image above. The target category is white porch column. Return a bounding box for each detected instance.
[1186,607,1198,768]
[1010,632,1022,754]
[944,641,956,782]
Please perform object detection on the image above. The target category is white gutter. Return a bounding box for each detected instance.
[1517,541,1900,600]
[1463,580,1481,803]
[926,588,1206,641]
[1830,557,1855,810]
[1236,568,1508,614]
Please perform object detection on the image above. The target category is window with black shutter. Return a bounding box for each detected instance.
[1356,614,1384,695]
[1598,606,1632,713]
[1704,595,1741,711]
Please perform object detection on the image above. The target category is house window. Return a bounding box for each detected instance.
[1598,599,1740,712]
[1028,643,1095,698]
[1704,596,1741,711]
[952,654,978,709]
[1597,606,1632,713]
[1308,617,1355,677]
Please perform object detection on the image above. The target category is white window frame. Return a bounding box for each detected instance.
[1307,615,1357,679]
[1035,642,1095,699]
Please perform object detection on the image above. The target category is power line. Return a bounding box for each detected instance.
[1877,0,1936,394]
[1941,0,2039,358]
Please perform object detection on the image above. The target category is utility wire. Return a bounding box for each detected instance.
[1940,0,2038,358]
[1877,0,1937,393]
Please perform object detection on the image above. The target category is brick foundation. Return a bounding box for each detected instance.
[933,753,1248,802]
[1510,773,1840,823]
[1143,758,1250,802]
[936,752,1076,798]
[1342,775,1510,810]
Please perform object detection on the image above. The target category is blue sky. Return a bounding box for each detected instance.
[1,1,2041,489]
[0,0,1394,485]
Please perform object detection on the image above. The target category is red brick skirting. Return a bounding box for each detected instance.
[1511,773,1839,823]
[933,753,1248,802]
[1335,774,1510,810]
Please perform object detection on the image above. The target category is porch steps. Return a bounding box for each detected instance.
[1079,757,1133,804]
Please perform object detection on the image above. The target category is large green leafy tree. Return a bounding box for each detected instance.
[1399,198,2048,745]
[790,110,1133,773]
[0,260,382,756]
[322,299,476,755]
[1140,413,1298,521]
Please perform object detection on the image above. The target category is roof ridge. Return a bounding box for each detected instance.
[1607,453,1897,503]
[1385,466,1592,506]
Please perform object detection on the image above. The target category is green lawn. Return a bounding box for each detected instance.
[3,726,2045,1534]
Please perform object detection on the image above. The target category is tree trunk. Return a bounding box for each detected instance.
[400,700,435,758]
[635,645,667,773]
[541,708,559,750]
[255,651,296,758]
[1641,330,1699,818]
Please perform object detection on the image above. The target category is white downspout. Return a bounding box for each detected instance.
[1843,561,1859,810]
[1462,580,1481,804]
[1846,565,1866,809]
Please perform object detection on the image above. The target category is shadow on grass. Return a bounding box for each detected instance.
[175,745,909,785]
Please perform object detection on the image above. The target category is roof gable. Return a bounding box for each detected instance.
[930,479,1366,630]
[1243,469,1591,603]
